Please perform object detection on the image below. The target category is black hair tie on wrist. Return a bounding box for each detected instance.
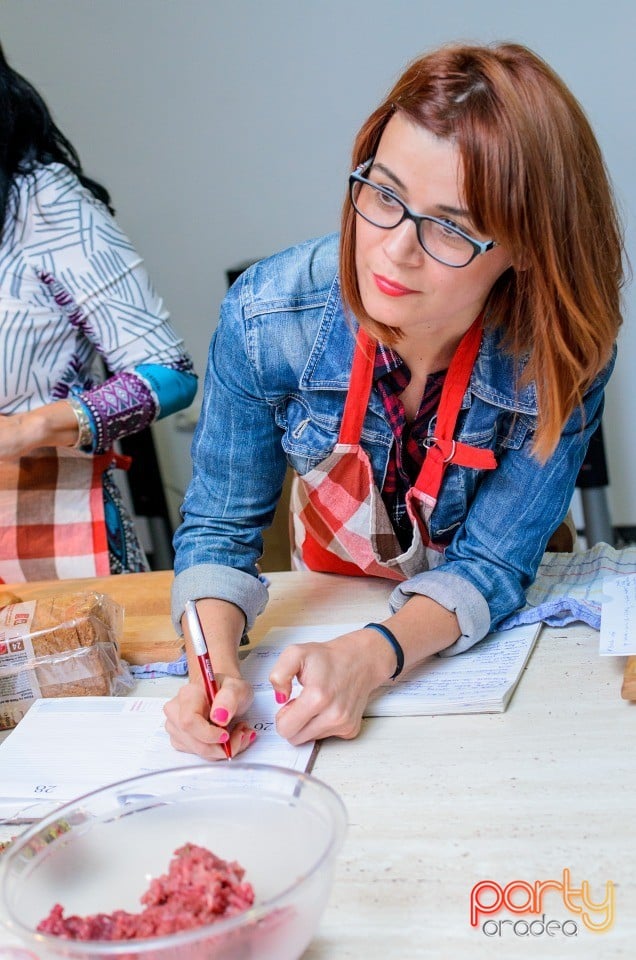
[364,622,405,680]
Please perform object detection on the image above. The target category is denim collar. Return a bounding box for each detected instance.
[300,276,539,416]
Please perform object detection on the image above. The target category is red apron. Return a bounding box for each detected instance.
[0,447,117,582]
[291,316,497,579]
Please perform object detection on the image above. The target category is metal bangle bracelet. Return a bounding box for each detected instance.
[66,396,94,450]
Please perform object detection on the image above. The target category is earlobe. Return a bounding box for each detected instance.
[496,256,519,276]
[509,249,528,272]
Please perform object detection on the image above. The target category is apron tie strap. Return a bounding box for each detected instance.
[111,452,132,471]
[422,436,497,470]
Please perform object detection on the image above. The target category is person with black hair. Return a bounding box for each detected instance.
[0,42,197,581]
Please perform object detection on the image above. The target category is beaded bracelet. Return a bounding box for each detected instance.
[66,396,94,451]
[364,622,405,680]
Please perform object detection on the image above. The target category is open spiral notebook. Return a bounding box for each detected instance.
[243,621,541,717]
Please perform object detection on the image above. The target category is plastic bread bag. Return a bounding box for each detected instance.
[0,592,133,730]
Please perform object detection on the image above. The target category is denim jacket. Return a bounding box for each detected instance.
[172,233,613,654]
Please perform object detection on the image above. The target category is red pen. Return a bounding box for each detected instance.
[184,600,232,760]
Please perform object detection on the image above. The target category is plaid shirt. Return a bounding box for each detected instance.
[374,343,447,551]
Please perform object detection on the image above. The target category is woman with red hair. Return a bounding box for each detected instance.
[167,42,624,758]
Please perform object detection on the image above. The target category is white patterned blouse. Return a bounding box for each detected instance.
[0,162,196,575]
[0,162,194,439]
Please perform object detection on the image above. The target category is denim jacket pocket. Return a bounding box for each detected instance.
[452,409,533,454]
[276,397,340,474]
[428,465,468,542]
[496,412,534,452]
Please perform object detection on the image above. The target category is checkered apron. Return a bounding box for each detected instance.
[291,316,497,579]
[0,447,115,582]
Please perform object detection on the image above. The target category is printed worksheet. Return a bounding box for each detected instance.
[0,692,315,808]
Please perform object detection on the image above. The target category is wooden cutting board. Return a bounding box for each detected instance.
[0,571,173,616]
[622,656,636,700]
[0,571,183,665]
[119,614,183,665]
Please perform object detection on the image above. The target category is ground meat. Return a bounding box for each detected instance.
[36,843,255,941]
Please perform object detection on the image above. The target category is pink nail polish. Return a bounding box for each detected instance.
[248,731,257,743]
[218,731,230,743]
[275,691,288,704]
[212,707,229,723]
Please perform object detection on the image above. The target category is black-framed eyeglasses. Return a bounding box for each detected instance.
[349,158,498,268]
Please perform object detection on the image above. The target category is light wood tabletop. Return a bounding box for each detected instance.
[0,570,634,957]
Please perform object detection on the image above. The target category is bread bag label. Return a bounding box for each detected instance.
[0,601,42,728]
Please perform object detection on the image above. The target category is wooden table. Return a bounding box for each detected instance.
[1,571,634,957]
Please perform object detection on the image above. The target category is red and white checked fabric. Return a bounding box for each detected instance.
[0,448,112,582]
[291,317,497,580]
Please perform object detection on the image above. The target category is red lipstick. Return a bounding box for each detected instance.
[373,273,417,297]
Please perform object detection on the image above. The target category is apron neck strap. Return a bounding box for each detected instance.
[338,315,495,497]
[338,328,376,444]
[339,317,485,450]
[429,314,483,444]
[415,313,496,496]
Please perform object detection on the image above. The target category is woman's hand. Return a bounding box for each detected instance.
[0,413,31,459]
[163,673,256,761]
[166,597,254,760]
[268,627,396,746]
[268,599,462,745]
[0,403,79,459]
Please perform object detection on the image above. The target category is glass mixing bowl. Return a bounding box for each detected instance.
[0,764,347,960]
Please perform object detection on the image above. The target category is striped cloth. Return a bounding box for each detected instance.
[500,543,636,630]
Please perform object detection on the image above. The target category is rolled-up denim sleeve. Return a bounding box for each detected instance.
[390,359,613,655]
[172,277,287,629]
[171,564,269,635]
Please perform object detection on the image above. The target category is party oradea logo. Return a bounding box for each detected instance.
[470,869,614,937]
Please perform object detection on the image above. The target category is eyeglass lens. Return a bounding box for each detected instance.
[351,180,476,267]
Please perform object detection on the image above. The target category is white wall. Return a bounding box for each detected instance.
[1,0,634,526]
